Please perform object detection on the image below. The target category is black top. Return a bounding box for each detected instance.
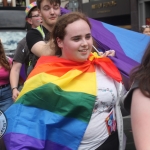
[26,25,49,51]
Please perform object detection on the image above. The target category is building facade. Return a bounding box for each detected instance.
[138,0,150,26]
[0,0,69,7]
[81,0,132,30]
[0,0,150,31]
[66,0,150,31]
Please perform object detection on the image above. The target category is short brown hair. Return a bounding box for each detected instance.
[51,12,91,55]
[27,7,38,18]
[36,0,61,9]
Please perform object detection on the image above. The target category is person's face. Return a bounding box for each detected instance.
[143,27,150,36]
[27,10,42,28]
[57,19,93,62]
[39,0,60,28]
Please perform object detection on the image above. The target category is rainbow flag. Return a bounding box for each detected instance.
[4,54,121,150]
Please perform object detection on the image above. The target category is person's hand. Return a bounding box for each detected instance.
[99,50,115,57]
[12,88,20,101]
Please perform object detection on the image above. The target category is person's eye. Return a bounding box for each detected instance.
[43,6,49,10]
[32,14,39,17]
[73,37,80,41]
[85,34,91,40]
[54,6,59,10]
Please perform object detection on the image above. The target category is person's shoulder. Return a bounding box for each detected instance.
[26,28,36,34]
[26,28,41,36]
[18,37,26,45]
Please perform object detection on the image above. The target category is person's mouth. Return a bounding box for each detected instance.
[50,17,56,20]
[78,49,88,52]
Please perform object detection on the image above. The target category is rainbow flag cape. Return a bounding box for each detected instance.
[4,54,121,150]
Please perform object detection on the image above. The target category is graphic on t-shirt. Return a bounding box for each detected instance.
[93,87,116,113]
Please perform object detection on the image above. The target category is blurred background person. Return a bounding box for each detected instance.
[10,1,42,101]
[25,1,42,29]
[0,39,13,112]
[140,25,150,36]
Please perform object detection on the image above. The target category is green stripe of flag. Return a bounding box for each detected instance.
[16,83,96,123]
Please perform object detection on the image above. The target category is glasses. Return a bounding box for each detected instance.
[142,25,150,28]
[29,14,40,18]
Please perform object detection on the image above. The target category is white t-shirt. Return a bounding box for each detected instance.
[78,66,118,150]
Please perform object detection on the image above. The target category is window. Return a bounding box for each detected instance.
[0,30,26,57]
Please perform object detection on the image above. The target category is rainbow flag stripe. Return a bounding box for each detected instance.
[4,54,122,150]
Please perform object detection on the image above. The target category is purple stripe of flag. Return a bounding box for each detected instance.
[4,133,72,150]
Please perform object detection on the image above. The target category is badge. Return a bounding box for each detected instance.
[0,110,7,138]
[105,108,117,135]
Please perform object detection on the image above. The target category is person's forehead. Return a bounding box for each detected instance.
[67,19,89,28]
[31,10,38,14]
[144,28,150,31]
[65,20,91,35]
[41,0,60,5]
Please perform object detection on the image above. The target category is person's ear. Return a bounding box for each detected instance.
[57,37,63,48]
[26,18,32,25]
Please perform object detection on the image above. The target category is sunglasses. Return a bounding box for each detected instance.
[142,25,150,28]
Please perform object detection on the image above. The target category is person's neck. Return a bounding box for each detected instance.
[42,23,54,32]
[31,25,36,29]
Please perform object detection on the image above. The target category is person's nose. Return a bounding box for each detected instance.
[49,8,54,15]
[81,38,88,47]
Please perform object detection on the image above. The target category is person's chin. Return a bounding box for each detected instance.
[48,20,57,25]
[76,57,88,62]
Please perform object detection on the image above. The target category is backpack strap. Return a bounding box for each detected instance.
[123,80,139,113]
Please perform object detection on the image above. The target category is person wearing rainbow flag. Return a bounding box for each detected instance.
[4,12,126,150]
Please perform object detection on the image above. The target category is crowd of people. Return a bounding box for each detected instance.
[0,0,150,150]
